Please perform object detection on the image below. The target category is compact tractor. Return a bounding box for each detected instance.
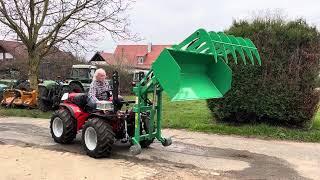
[50,28,261,158]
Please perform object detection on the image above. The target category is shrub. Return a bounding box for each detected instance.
[207,17,320,127]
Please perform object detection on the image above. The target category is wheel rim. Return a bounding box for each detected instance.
[85,127,97,151]
[52,117,63,138]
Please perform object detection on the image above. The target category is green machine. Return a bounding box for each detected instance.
[130,28,261,154]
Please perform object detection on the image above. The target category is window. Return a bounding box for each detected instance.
[133,73,140,81]
[0,52,13,60]
[70,68,90,79]
[137,56,144,64]
[5,53,13,59]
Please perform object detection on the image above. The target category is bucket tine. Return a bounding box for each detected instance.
[217,32,238,64]
[244,38,261,65]
[173,29,219,62]
[210,31,228,63]
[236,37,255,65]
[228,35,247,65]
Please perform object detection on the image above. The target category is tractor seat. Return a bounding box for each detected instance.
[69,93,88,108]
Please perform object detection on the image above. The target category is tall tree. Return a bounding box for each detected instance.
[0,0,134,90]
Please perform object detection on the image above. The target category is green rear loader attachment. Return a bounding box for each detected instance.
[130,28,261,155]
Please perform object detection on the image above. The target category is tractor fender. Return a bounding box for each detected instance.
[59,102,90,131]
[38,80,58,90]
[68,81,84,93]
[59,103,76,118]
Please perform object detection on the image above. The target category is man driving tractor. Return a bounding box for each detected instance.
[87,68,112,109]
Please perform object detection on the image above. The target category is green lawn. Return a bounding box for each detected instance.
[129,94,320,142]
[1,94,320,142]
[0,107,51,119]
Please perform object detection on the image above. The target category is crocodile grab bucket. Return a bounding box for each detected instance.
[152,29,261,101]
[152,49,231,101]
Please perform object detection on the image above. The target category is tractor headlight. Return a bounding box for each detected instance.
[96,100,114,111]
[61,93,69,101]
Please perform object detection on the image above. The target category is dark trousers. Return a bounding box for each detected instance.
[86,97,97,110]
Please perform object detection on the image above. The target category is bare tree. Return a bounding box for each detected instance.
[0,0,134,90]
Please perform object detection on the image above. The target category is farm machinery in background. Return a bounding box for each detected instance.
[0,78,38,108]
[0,64,103,110]
[0,84,7,102]
[49,28,261,158]
[37,64,99,111]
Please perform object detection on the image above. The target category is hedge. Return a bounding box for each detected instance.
[207,17,320,127]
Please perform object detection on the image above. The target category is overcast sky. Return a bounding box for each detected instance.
[88,0,320,58]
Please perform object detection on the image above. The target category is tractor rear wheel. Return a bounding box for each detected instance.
[0,91,3,103]
[82,118,115,158]
[50,108,77,144]
[38,98,52,112]
[38,86,51,112]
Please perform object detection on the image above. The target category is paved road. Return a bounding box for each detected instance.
[0,116,319,180]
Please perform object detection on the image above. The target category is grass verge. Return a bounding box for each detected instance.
[0,107,51,119]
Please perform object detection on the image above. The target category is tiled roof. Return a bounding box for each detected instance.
[0,40,75,61]
[91,44,171,69]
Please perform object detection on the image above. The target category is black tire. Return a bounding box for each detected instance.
[140,112,154,148]
[82,118,115,158]
[0,91,3,103]
[50,108,77,144]
[69,82,84,93]
[15,80,31,91]
[38,98,52,112]
[38,86,52,112]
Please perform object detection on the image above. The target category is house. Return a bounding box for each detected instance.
[90,43,172,80]
[0,40,26,61]
[0,40,74,62]
[90,52,114,66]
[0,40,76,79]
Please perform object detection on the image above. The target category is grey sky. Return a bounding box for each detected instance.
[89,0,320,58]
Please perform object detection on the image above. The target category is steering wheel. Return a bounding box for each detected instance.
[101,91,111,100]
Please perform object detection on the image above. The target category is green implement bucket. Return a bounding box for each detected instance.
[151,28,261,101]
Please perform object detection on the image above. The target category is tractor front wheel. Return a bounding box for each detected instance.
[140,112,154,148]
[82,118,115,158]
[50,108,77,144]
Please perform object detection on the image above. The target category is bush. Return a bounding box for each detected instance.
[207,17,320,127]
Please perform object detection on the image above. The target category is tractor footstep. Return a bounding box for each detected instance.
[162,137,172,146]
[129,144,142,155]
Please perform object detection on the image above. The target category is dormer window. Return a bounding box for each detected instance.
[137,56,144,64]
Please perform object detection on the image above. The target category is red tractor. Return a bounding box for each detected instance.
[49,71,156,158]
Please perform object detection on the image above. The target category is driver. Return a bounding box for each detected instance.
[87,68,111,109]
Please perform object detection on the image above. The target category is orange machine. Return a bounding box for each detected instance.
[1,89,38,108]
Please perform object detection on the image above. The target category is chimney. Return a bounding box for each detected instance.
[147,42,152,53]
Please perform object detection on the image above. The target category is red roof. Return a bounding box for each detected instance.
[90,44,172,69]
[107,44,172,69]
[100,52,115,65]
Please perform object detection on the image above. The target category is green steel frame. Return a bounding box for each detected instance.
[131,70,167,146]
